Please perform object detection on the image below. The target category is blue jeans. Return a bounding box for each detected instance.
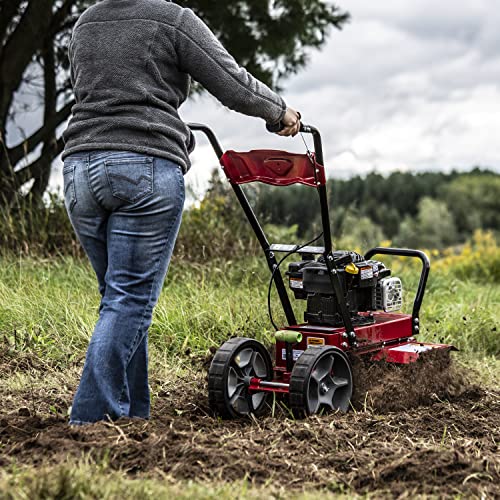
[63,150,185,424]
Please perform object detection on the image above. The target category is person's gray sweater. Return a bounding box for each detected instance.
[62,0,287,173]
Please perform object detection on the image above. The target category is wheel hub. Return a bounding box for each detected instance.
[320,381,329,395]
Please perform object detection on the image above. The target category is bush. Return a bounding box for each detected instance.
[0,193,80,256]
[432,230,500,283]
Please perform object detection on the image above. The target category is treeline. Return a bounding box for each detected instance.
[0,168,498,259]
[252,169,500,250]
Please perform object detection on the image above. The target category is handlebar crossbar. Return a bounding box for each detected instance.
[187,122,324,166]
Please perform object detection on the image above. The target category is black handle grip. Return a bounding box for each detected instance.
[266,121,285,133]
[266,112,302,133]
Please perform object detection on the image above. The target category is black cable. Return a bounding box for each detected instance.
[267,232,324,331]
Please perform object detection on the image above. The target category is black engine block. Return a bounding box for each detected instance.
[287,251,401,327]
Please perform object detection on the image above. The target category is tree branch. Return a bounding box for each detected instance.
[14,137,65,188]
[31,36,57,198]
[0,0,24,49]
[48,0,76,39]
[8,100,74,166]
[0,0,54,123]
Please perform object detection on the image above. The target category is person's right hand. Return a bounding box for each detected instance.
[278,107,301,137]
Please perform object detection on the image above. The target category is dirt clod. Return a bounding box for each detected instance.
[350,348,471,412]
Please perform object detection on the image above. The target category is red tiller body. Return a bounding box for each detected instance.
[248,314,452,393]
[188,123,456,405]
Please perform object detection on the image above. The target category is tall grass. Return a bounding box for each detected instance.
[0,194,80,256]
[0,236,498,370]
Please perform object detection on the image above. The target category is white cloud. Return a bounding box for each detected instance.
[180,0,500,192]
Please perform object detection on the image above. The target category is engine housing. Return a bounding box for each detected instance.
[287,251,403,327]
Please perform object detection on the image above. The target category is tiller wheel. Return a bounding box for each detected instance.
[289,346,353,417]
[208,338,273,419]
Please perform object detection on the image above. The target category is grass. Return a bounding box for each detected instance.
[0,464,360,500]
[0,250,498,498]
[0,253,498,366]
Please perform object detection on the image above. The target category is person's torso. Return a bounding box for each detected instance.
[63,0,194,172]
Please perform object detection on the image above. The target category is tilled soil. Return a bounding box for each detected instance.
[0,352,498,498]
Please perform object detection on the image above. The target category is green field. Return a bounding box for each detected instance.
[0,244,498,498]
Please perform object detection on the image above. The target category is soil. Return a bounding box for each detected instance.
[0,351,498,498]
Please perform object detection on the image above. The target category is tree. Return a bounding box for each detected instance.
[440,173,500,239]
[395,197,458,250]
[0,0,349,206]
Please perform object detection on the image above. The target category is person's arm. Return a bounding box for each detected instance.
[174,8,288,127]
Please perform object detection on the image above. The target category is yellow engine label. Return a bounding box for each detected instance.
[307,337,325,346]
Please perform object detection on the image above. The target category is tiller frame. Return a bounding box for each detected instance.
[189,122,454,418]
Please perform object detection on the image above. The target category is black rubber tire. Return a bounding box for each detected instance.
[289,346,353,418]
[208,338,273,419]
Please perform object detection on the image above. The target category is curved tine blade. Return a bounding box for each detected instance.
[229,383,245,406]
[227,366,243,399]
[251,351,268,378]
[307,377,321,414]
[311,353,335,382]
[235,348,253,369]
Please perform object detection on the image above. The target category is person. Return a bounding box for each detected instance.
[61,0,301,425]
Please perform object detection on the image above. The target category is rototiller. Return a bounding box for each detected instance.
[188,121,453,419]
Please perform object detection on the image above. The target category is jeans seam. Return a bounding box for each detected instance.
[64,165,77,213]
[85,158,104,210]
[116,183,184,417]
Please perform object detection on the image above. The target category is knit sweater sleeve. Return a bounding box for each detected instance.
[174,8,287,125]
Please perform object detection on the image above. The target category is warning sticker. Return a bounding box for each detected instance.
[360,267,374,280]
[281,349,304,361]
[290,278,304,289]
[307,337,325,346]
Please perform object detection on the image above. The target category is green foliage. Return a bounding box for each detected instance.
[440,174,500,238]
[433,230,500,283]
[334,211,385,251]
[395,197,458,249]
[254,169,499,250]
[254,184,321,237]
[0,464,266,500]
[0,192,80,257]
[175,170,260,261]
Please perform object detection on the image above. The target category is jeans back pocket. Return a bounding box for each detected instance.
[104,157,154,204]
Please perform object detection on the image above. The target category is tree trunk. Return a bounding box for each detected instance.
[31,37,57,200]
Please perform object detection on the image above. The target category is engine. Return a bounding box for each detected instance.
[286,251,403,327]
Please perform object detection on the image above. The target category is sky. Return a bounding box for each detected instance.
[8,0,500,199]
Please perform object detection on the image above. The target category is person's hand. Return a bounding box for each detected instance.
[278,107,301,137]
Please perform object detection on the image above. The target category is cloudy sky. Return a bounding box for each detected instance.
[10,0,500,198]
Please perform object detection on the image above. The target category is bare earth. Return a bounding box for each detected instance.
[0,350,498,498]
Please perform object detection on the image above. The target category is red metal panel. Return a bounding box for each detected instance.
[275,333,342,370]
[356,313,413,343]
[274,313,414,369]
[371,342,453,364]
[220,150,326,187]
[274,314,454,372]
